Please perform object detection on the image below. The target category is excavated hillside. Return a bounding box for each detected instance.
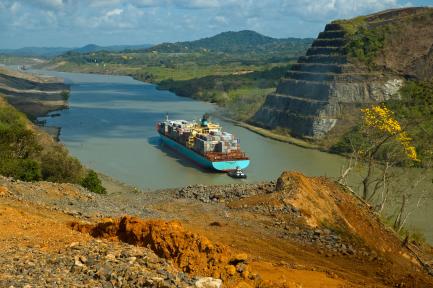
[1,171,433,287]
[0,66,69,119]
[251,7,433,140]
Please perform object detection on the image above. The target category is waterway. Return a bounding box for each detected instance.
[33,70,432,243]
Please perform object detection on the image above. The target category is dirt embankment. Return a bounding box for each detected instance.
[0,66,69,119]
[71,216,254,287]
[1,171,433,287]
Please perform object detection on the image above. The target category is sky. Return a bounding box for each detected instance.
[0,0,432,49]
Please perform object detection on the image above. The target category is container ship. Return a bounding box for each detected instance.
[156,114,250,171]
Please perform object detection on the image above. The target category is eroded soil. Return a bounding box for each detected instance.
[1,172,432,287]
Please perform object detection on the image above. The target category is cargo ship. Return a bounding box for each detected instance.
[156,114,250,171]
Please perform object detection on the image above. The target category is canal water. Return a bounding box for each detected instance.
[35,70,345,189]
[34,70,432,243]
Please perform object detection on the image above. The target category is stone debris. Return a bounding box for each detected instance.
[0,176,156,220]
[0,239,197,288]
[177,182,275,203]
[195,277,222,288]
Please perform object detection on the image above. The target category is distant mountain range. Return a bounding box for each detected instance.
[0,30,313,59]
[0,44,153,58]
[0,47,72,58]
[70,44,153,54]
[144,30,313,54]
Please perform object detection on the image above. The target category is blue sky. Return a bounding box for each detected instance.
[0,0,431,49]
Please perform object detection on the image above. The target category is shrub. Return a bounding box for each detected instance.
[0,99,87,184]
[80,170,106,194]
[346,27,385,67]
[60,90,70,101]
[0,159,42,182]
[40,147,83,183]
[0,104,43,181]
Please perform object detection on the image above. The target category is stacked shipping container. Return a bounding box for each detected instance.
[158,120,242,156]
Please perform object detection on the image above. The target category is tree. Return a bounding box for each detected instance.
[339,104,431,232]
[356,105,418,201]
[81,170,106,194]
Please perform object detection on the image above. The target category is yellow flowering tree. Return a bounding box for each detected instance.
[339,104,421,213]
[361,105,419,162]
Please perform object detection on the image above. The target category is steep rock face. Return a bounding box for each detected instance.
[251,8,433,139]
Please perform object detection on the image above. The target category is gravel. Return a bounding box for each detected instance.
[0,239,200,288]
[176,182,275,203]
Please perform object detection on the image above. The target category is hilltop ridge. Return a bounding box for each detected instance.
[144,30,313,54]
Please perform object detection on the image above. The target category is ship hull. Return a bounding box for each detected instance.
[159,134,250,171]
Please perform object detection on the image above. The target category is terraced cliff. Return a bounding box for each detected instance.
[251,7,433,140]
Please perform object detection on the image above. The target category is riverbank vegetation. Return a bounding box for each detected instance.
[0,95,105,193]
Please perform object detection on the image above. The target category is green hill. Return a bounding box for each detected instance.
[145,30,313,53]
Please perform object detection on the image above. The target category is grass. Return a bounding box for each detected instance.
[332,16,388,67]
[50,59,287,83]
[333,16,367,35]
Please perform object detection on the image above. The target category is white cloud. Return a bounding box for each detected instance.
[105,8,123,17]
[214,15,227,25]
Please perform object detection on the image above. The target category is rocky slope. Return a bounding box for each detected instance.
[0,66,69,119]
[1,172,432,287]
[251,7,433,140]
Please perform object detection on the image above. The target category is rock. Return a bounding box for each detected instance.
[79,255,87,264]
[74,256,85,267]
[128,256,136,264]
[225,265,237,276]
[105,254,116,261]
[241,270,250,279]
[236,263,247,273]
[195,277,222,288]
[0,186,9,197]
[69,242,79,248]
[229,253,248,265]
